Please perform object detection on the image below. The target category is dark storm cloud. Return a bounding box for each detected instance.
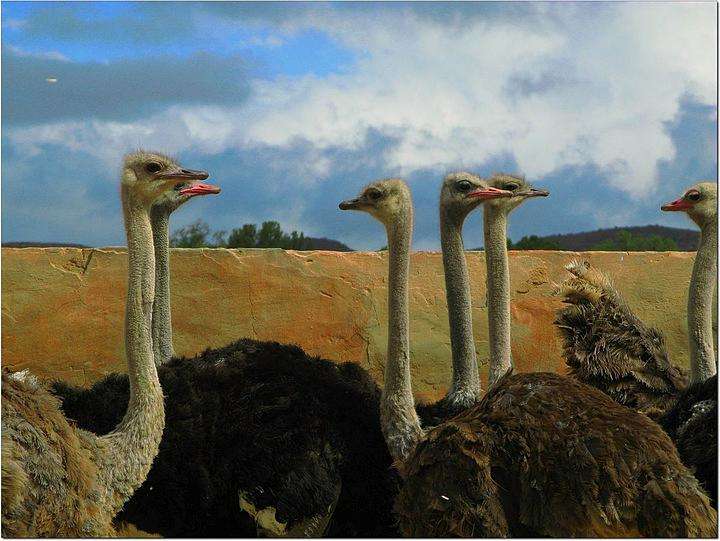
[14,2,194,45]
[2,46,251,125]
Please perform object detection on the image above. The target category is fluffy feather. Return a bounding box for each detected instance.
[52,339,399,537]
[396,372,717,537]
[555,261,716,507]
[555,260,688,419]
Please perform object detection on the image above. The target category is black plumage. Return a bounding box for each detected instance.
[415,396,469,429]
[660,374,718,507]
[52,339,400,537]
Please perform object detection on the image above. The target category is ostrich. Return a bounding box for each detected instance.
[51,163,398,536]
[555,182,718,504]
[666,182,718,384]
[1,152,214,536]
[555,259,689,418]
[344,173,716,536]
[416,173,514,425]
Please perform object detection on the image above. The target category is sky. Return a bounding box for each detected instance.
[2,1,717,250]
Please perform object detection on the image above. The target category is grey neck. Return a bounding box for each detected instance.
[439,207,481,408]
[150,207,174,366]
[380,212,424,468]
[483,206,513,385]
[98,194,164,512]
[688,218,717,383]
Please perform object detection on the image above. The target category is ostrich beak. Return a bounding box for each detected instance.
[467,187,513,199]
[339,197,361,210]
[156,167,210,181]
[520,187,550,198]
[661,197,692,211]
[179,182,221,196]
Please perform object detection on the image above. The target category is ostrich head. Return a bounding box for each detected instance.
[661,182,717,229]
[483,173,549,214]
[338,178,412,226]
[122,150,220,208]
[440,172,514,220]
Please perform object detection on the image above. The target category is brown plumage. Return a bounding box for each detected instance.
[1,372,114,537]
[555,259,717,506]
[1,152,217,536]
[396,371,717,537]
[394,174,716,536]
[342,174,716,536]
[555,259,689,419]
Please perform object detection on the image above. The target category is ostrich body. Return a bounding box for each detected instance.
[54,339,397,537]
[1,152,213,536]
[52,160,398,536]
[661,373,718,506]
[355,173,716,536]
[555,182,718,505]
[555,259,689,419]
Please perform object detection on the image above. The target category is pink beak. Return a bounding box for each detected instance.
[180,183,221,196]
[661,197,692,212]
[467,186,513,199]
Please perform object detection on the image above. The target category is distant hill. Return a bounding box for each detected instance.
[2,241,89,248]
[304,237,353,252]
[541,225,699,251]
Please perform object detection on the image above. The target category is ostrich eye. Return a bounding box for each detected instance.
[455,180,473,192]
[145,162,163,174]
[367,189,383,200]
[685,190,701,202]
[503,183,519,191]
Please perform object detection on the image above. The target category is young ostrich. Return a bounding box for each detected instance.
[52,164,398,536]
[555,182,718,504]
[555,259,689,418]
[351,173,716,537]
[1,152,214,536]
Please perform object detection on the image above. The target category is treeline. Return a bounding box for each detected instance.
[505,229,678,251]
[170,220,313,249]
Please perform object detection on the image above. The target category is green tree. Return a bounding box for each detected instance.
[590,238,617,251]
[644,235,678,251]
[256,221,285,248]
[590,229,678,251]
[170,219,211,248]
[170,220,325,250]
[285,230,311,250]
[507,235,561,250]
[226,224,258,248]
[212,230,227,247]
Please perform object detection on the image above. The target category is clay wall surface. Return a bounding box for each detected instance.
[2,248,709,402]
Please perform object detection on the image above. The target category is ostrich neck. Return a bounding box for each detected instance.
[483,206,513,386]
[688,218,717,383]
[97,194,164,514]
[381,211,424,468]
[150,208,174,366]
[439,207,481,408]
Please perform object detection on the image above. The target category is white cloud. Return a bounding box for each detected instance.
[6,3,716,198]
[5,44,69,61]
